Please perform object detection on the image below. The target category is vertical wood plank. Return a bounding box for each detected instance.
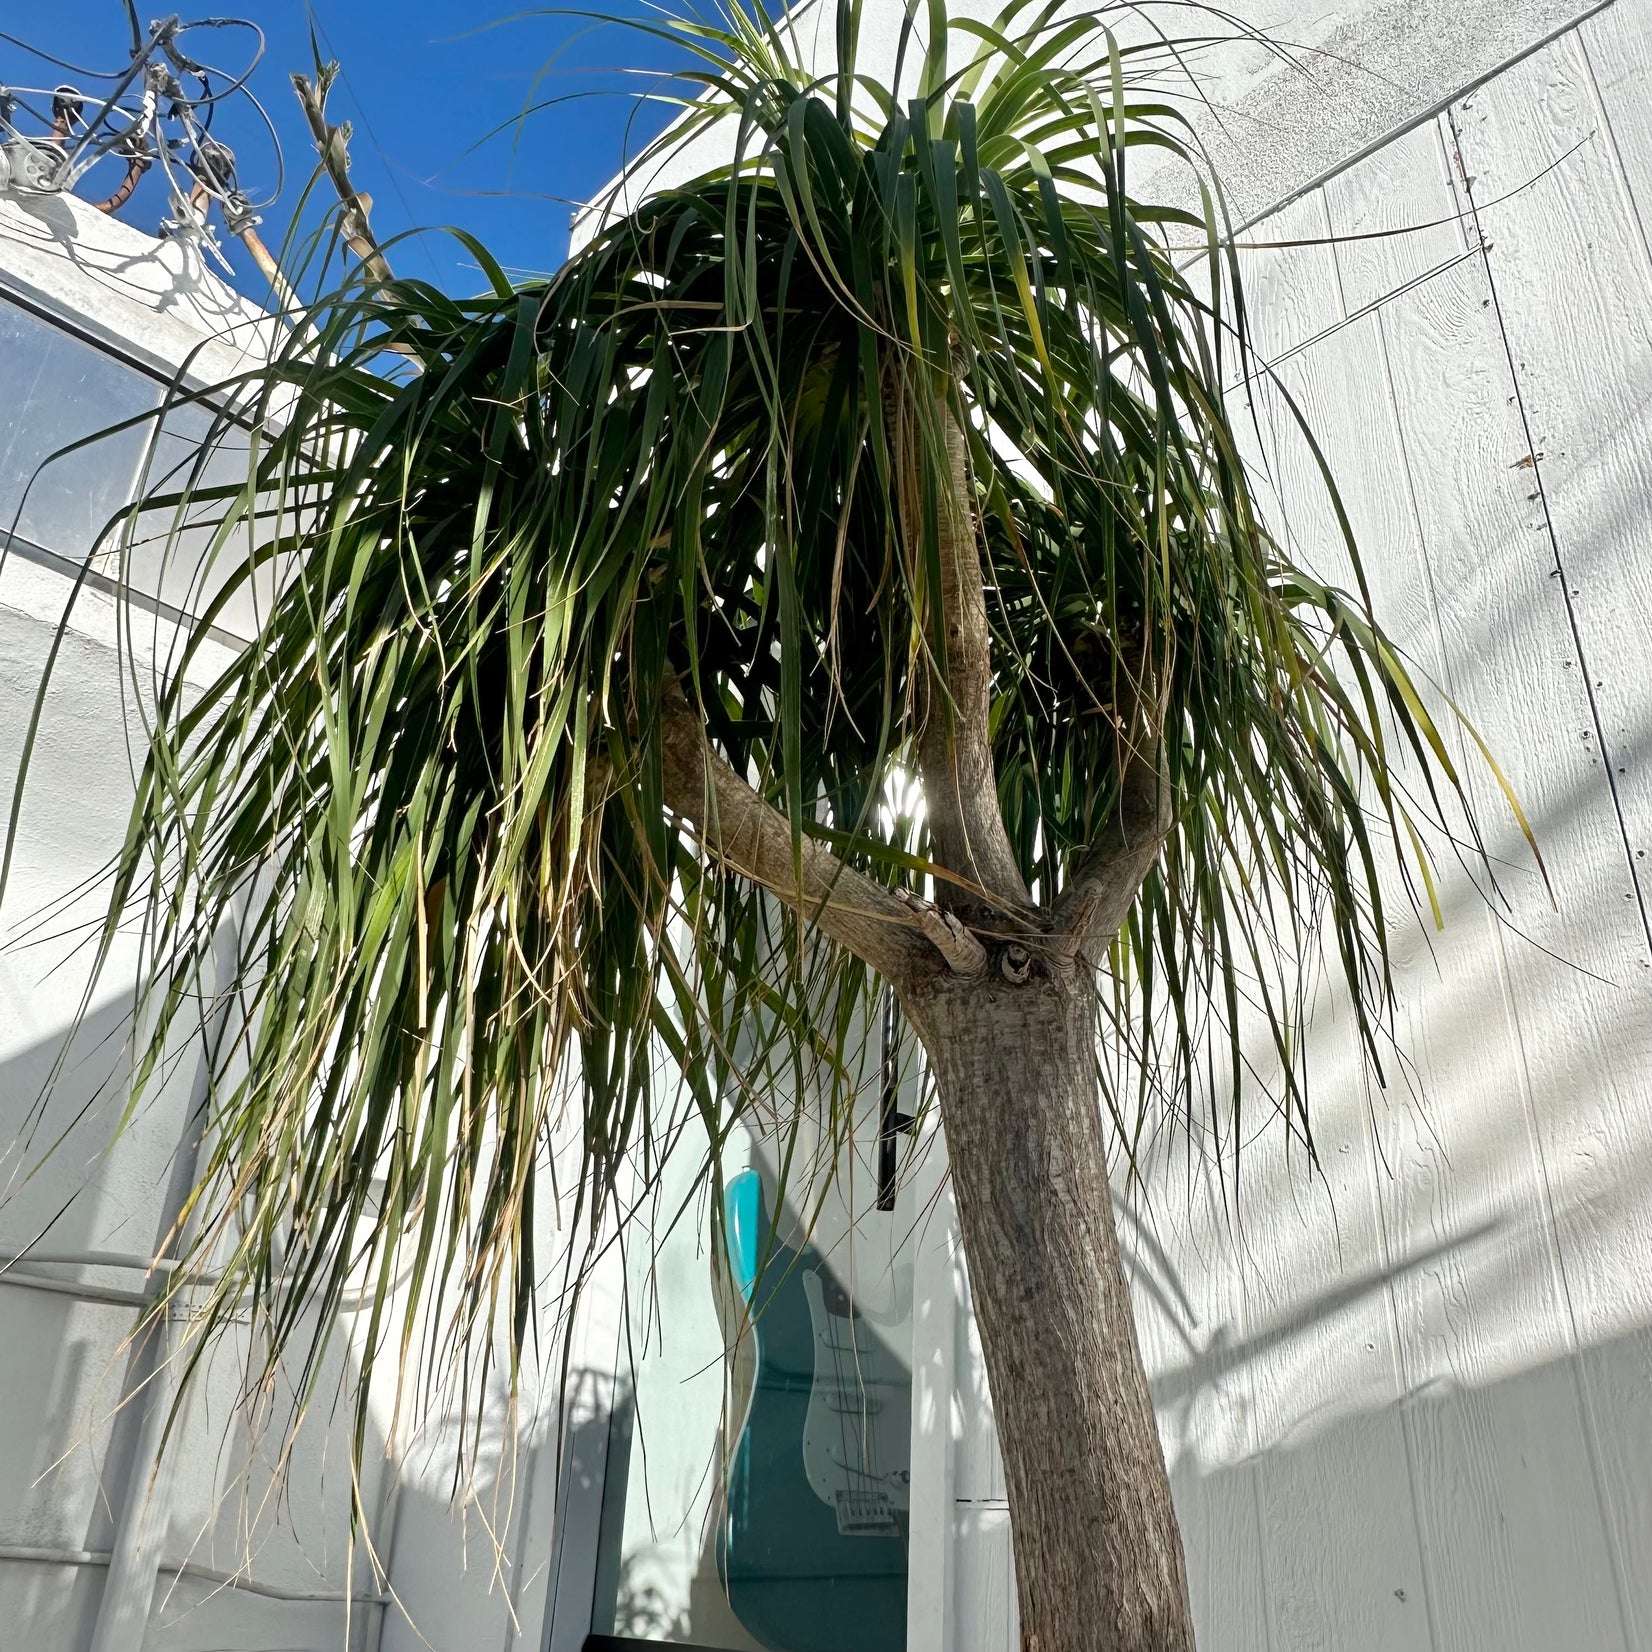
[1241,193,1351,371]
[1583,0,1652,245]
[951,1506,1016,1652]
[1451,31,1652,1644]
[906,1119,958,1652]
[1223,203,1438,1652]
[1124,1138,1273,1652]
[1322,121,1472,317]
[1320,125,1629,1650]
[1220,1052,1435,1652]
[950,1244,1005,1505]
[1457,30,1652,899]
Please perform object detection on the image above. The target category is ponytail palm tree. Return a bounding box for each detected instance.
[21,3,1521,1648]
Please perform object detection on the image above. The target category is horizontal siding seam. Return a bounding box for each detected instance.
[1229,248,1478,392]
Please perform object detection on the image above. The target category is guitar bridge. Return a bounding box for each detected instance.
[834,1488,902,1538]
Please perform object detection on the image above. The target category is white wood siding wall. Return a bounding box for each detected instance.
[925,4,1652,1647]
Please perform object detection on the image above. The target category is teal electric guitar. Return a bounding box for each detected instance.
[717,1169,910,1652]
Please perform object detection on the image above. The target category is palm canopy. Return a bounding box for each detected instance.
[16,0,1517,1458]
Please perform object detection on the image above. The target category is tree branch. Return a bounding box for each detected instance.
[899,890,989,976]
[893,366,1030,916]
[658,694,946,987]
[1050,737,1172,962]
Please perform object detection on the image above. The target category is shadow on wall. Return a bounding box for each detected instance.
[943,689,1652,1645]
[0,993,578,1652]
[951,1317,1652,1652]
[371,1346,571,1652]
[1165,1321,1652,1652]
[0,992,189,1650]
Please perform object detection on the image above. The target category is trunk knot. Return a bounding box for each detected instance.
[900,891,989,975]
[1000,942,1032,984]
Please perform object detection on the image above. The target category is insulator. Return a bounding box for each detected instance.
[190,136,237,194]
[50,85,83,127]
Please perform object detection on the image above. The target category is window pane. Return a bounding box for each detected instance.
[127,400,276,640]
[0,299,159,557]
[0,299,280,641]
[592,1103,914,1652]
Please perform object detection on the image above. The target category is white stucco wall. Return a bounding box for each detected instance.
[0,189,577,1652]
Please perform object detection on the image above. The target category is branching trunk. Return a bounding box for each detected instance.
[891,346,1191,1649]
[904,962,1194,1652]
[664,354,1193,1649]
[888,365,1029,920]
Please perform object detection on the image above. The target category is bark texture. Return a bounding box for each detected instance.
[661,356,1194,1652]
[883,355,1191,1650]
[889,371,1030,920]
[658,689,935,984]
[904,961,1195,1652]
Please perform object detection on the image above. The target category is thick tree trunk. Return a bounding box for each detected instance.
[904,960,1194,1652]
[669,357,1188,1647]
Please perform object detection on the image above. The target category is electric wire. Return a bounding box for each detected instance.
[0,12,280,227]
[0,31,133,80]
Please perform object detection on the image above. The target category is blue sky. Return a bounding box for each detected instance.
[6,1,697,295]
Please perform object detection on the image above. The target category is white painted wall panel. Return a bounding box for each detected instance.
[937,5,1652,1648]
[1332,166,1634,1652]
[1345,221,1625,1652]
[1448,19,1652,1642]
[951,1504,1015,1652]
[0,208,579,1652]
[0,525,389,1652]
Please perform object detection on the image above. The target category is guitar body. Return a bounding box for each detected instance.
[718,1170,909,1652]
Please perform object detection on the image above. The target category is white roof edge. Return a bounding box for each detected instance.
[0,185,281,391]
[567,0,1604,243]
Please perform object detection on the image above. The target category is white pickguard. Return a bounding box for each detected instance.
[800,1267,912,1537]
